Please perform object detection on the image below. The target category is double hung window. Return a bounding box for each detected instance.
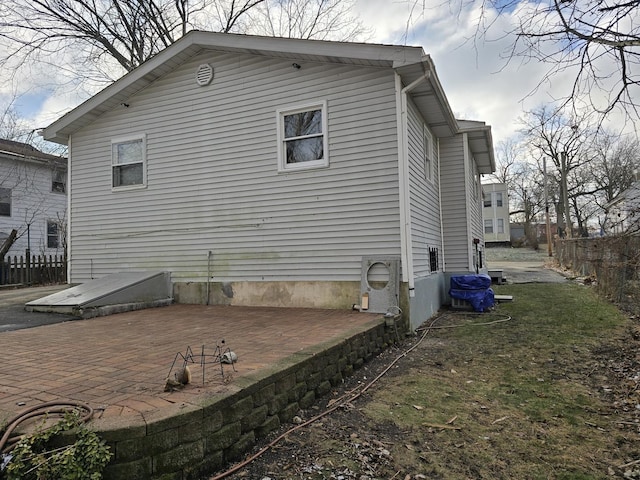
[112,135,146,188]
[277,101,328,172]
[47,221,60,248]
[0,188,11,216]
[52,168,66,193]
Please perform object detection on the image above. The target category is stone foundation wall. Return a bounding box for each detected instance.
[100,319,396,480]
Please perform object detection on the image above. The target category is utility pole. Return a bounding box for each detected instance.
[544,158,552,256]
[560,151,572,238]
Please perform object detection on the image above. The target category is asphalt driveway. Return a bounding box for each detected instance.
[486,246,567,284]
[0,284,80,332]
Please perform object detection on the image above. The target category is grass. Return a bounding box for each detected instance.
[361,283,633,479]
[228,282,638,479]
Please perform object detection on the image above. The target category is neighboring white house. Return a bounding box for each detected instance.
[605,177,640,235]
[0,139,67,257]
[42,32,495,330]
[482,182,510,244]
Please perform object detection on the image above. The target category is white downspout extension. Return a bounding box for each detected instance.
[395,71,430,298]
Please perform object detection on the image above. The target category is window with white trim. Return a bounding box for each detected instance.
[423,125,433,181]
[112,135,146,188]
[277,101,328,172]
[497,218,505,234]
[496,192,503,207]
[0,188,10,216]
[52,168,66,193]
[484,219,493,234]
[483,193,491,207]
[47,220,60,248]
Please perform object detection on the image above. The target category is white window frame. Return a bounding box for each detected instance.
[484,219,493,234]
[423,125,433,181]
[52,168,66,194]
[497,218,504,234]
[496,192,503,207]
[276,101,329,173]
[111,134,147,190]
[0,187,11,217]
[46,220,60,249]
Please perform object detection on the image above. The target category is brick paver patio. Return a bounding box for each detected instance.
[0,305,381,425]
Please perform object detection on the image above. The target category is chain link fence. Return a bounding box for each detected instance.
[555,236,640,315]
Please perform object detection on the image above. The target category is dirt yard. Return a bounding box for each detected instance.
[211,250,640,480]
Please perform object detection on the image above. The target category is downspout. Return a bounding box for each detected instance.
[462,132,474,271]
[66,134,72,285]
[437,139,446,272]
[395,70,431,298]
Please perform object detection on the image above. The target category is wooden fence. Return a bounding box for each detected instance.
[555,236,640,313]
[0,254,67,286]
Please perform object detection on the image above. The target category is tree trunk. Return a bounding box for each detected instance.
[0,229,17,259]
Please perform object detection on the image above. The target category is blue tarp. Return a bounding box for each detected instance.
[449,274,495,312]
[450,273,492,290]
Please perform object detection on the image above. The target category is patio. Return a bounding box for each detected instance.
[0,303,390,479]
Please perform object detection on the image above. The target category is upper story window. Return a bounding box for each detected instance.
[423,125,433,181]
[484,219,493,234]
[112,135,146,189]
[277,101,328,172]
[496,192,503,207]
[0,188,11,216]
[483,193,491,207]
[52,168,66,193]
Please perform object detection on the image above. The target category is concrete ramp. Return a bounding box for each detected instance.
[25,271,173,317]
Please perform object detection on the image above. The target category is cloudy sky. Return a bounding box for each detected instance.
[3,0,595,147]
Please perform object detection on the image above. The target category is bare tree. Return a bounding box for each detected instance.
[519,105,590,237]
[242,0,369,41]
[0,0,366,93]
[511,0,640,122]
[410,0,640,126]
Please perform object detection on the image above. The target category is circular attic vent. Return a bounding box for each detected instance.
[195,63,213,86]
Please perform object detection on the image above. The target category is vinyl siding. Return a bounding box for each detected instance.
[69,51,401,283]
[467,140,484,245]
[0,157,67,256]
[406,100,442,279]
[439,135,471,272]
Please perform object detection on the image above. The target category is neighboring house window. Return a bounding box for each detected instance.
[496,192,503,207]
[112,135,146,188]
[423,126,433,180]
[497,218,504,234]
[483,193,491,207]
[52,168,66,193]
[0,188,11,216]
[47,221,59,248]
[277,101,328,172]
[484,219,493,234]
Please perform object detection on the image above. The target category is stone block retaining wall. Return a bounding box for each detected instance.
[101,319,394,479]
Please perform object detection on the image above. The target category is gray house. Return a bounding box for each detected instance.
[42,32,495,330]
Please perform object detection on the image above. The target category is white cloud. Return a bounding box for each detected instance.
[4,0,631,147]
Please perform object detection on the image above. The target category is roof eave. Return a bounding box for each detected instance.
[42,32,426,144]
[458,123,496,174]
